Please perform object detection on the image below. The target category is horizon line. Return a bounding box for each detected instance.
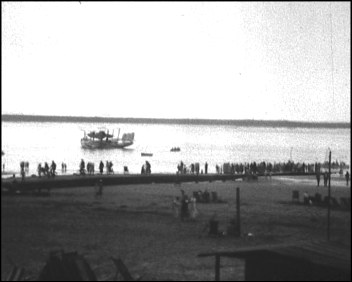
[1,114,350,128]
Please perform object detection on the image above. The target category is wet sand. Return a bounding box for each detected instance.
[1,175,350,280]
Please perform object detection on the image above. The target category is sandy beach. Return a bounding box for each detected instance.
[1,175,350,281]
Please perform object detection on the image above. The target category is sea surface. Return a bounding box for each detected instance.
[1,121,351,176]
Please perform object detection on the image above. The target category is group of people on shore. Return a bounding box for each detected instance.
[172,190,198,220]
[315,171,331,187]
[177,161,208,175]
[79,159,115,175]
[17,161,63,180]
[316,170,350,186]
[37,161,57,178]
[20,161,30,180]
[214,160,349,175]
[13,158,350,185]
[61,163,67,173]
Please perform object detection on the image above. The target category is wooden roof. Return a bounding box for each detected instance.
[198,240,351,271]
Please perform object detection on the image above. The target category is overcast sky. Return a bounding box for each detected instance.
[2,2,350,122]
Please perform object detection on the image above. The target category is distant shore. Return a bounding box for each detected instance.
[2,114,350,128]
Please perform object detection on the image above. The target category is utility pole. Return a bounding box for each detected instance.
[327,150,331,241]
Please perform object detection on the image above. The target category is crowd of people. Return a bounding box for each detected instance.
[212,160,348,175]
[14,158,350,187]
[37,161,57,178]
[79,159,114,175]
[175,160,347,176]
[177,161,208,175]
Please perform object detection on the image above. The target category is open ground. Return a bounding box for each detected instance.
[1,175,350,281]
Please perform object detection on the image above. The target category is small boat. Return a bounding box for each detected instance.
[81,128,134,149]
[141,153,153,157]
[170,147,181,152]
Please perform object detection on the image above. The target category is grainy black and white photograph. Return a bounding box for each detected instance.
[1,1,351,281]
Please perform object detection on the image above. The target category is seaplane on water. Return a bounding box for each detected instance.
[81,127,134,149]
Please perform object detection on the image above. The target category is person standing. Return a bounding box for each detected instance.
[323,171,328,187]
[316,170,321,187]
[38,163,42,177]
[172,197,180,218]
[95,179,103,198]
[180,190,189,221]
[146,161,151,174]
[98,179,103,197]
[51,161,57,177]
[99,161,104,175]
[80,159,85,175]
[44,162,50,177]
[106,161,109,175]
[345,171,350,186]
[189,196,198,219]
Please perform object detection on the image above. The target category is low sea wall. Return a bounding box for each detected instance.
[1,172,315,192]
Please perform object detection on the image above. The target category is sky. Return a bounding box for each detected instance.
[1,2,350,122]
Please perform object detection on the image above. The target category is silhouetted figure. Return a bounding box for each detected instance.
[21,167,25,182]
[145,161,151,174]
[316,170,321,187]
[38,163,42,177]
[44,162,50,177]
[51,161,56,177]
[99,161,104,175]
[95,179,103,198]
[180,190,189,221]
[80,159,85,175]
[323,172,328,187]
[346,171,350,186]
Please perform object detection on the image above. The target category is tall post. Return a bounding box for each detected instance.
[236,187,241,236]
[327,150,331,241]
[215,255,220,281]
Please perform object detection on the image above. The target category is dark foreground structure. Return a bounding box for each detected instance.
[198,241,351,281]
[1,172,314,194]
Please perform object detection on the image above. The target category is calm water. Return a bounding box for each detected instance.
[1,122,351,175]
